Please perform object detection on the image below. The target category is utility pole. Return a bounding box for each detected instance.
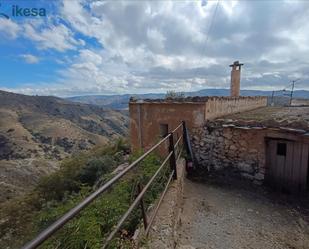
[271,90,275,106]
[289,79,300,106]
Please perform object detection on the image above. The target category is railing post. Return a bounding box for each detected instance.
[182,121,192,160]
[182,121,195,173]
[168,133,177,180]
[137,183,148,230]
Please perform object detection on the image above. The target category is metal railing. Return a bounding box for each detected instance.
[22,121,191,249]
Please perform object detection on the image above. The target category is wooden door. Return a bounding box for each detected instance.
[266,139,309,193]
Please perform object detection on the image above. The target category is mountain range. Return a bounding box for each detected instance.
[67,88,309,109]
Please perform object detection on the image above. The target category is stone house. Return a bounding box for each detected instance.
[128,62,309,193]
[191,107,309,192]
[129,96,267,151]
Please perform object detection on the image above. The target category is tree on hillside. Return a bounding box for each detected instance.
[165,90,185,99]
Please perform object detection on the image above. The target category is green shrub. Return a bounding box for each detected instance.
[0,140,172,249]
[78,156,115,185]
[35,152,169,249]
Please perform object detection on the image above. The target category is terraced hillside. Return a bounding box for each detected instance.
[0,90,129,201]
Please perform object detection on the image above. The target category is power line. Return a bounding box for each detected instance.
[193,0,220,92]
[205,0,220,44]
[282,82,293,91]
[289,78,300,105]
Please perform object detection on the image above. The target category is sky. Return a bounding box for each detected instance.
[0,0,308,97]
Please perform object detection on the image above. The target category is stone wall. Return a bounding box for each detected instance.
[192,123,266,184]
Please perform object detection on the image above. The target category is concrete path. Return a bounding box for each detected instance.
[175,178,309,249]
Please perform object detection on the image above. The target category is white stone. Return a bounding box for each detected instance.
[229,145,237,151]
[241,173,254,180]
[238,162,254,174]
[254,173,264,181]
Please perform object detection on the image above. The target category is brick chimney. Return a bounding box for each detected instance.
[229,61,243,97]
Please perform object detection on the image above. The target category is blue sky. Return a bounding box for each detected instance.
[0,0,309,96]
[0,0,86,94]
[0,1,60,85]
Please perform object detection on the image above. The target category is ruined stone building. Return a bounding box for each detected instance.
[129,62,309,193]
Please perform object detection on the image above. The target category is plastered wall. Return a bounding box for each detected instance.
[205,96,267,120]
[129,97,267,151]
[130,102,205,151]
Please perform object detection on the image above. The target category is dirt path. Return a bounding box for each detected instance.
[175,178,309,249]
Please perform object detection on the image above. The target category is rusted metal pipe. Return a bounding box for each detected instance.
[168,133,177,180]
[137,183,148,229]
[174,135,182,149]
[145,170,174,236]
[21,121,187,249]
[176,146,183,162]
[172,123,183,133]
[21,134,172,249]
[102,151,173,248]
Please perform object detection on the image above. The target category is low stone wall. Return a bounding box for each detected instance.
[205,96,267,120]
[192,123,266,184]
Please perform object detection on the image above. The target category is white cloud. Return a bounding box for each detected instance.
[0,18,20,39]
[3,0,309,95]
[23,22,84,52]
[0,13,85,52]
[20,54,40,64]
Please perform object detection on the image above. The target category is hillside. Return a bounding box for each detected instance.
[0,90,129,201]
[67,89,309,109]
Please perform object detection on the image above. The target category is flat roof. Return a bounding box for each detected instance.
[129,96,264,103]
[216,107,309,131]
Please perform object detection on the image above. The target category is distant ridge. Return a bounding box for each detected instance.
[0,90,129,159]
[67,88,309,109]
[0,90,128,201]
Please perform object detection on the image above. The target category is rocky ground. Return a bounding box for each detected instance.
[175,177,309,249]
[0,159,58,201]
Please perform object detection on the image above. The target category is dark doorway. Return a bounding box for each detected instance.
[159,124,168,138]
